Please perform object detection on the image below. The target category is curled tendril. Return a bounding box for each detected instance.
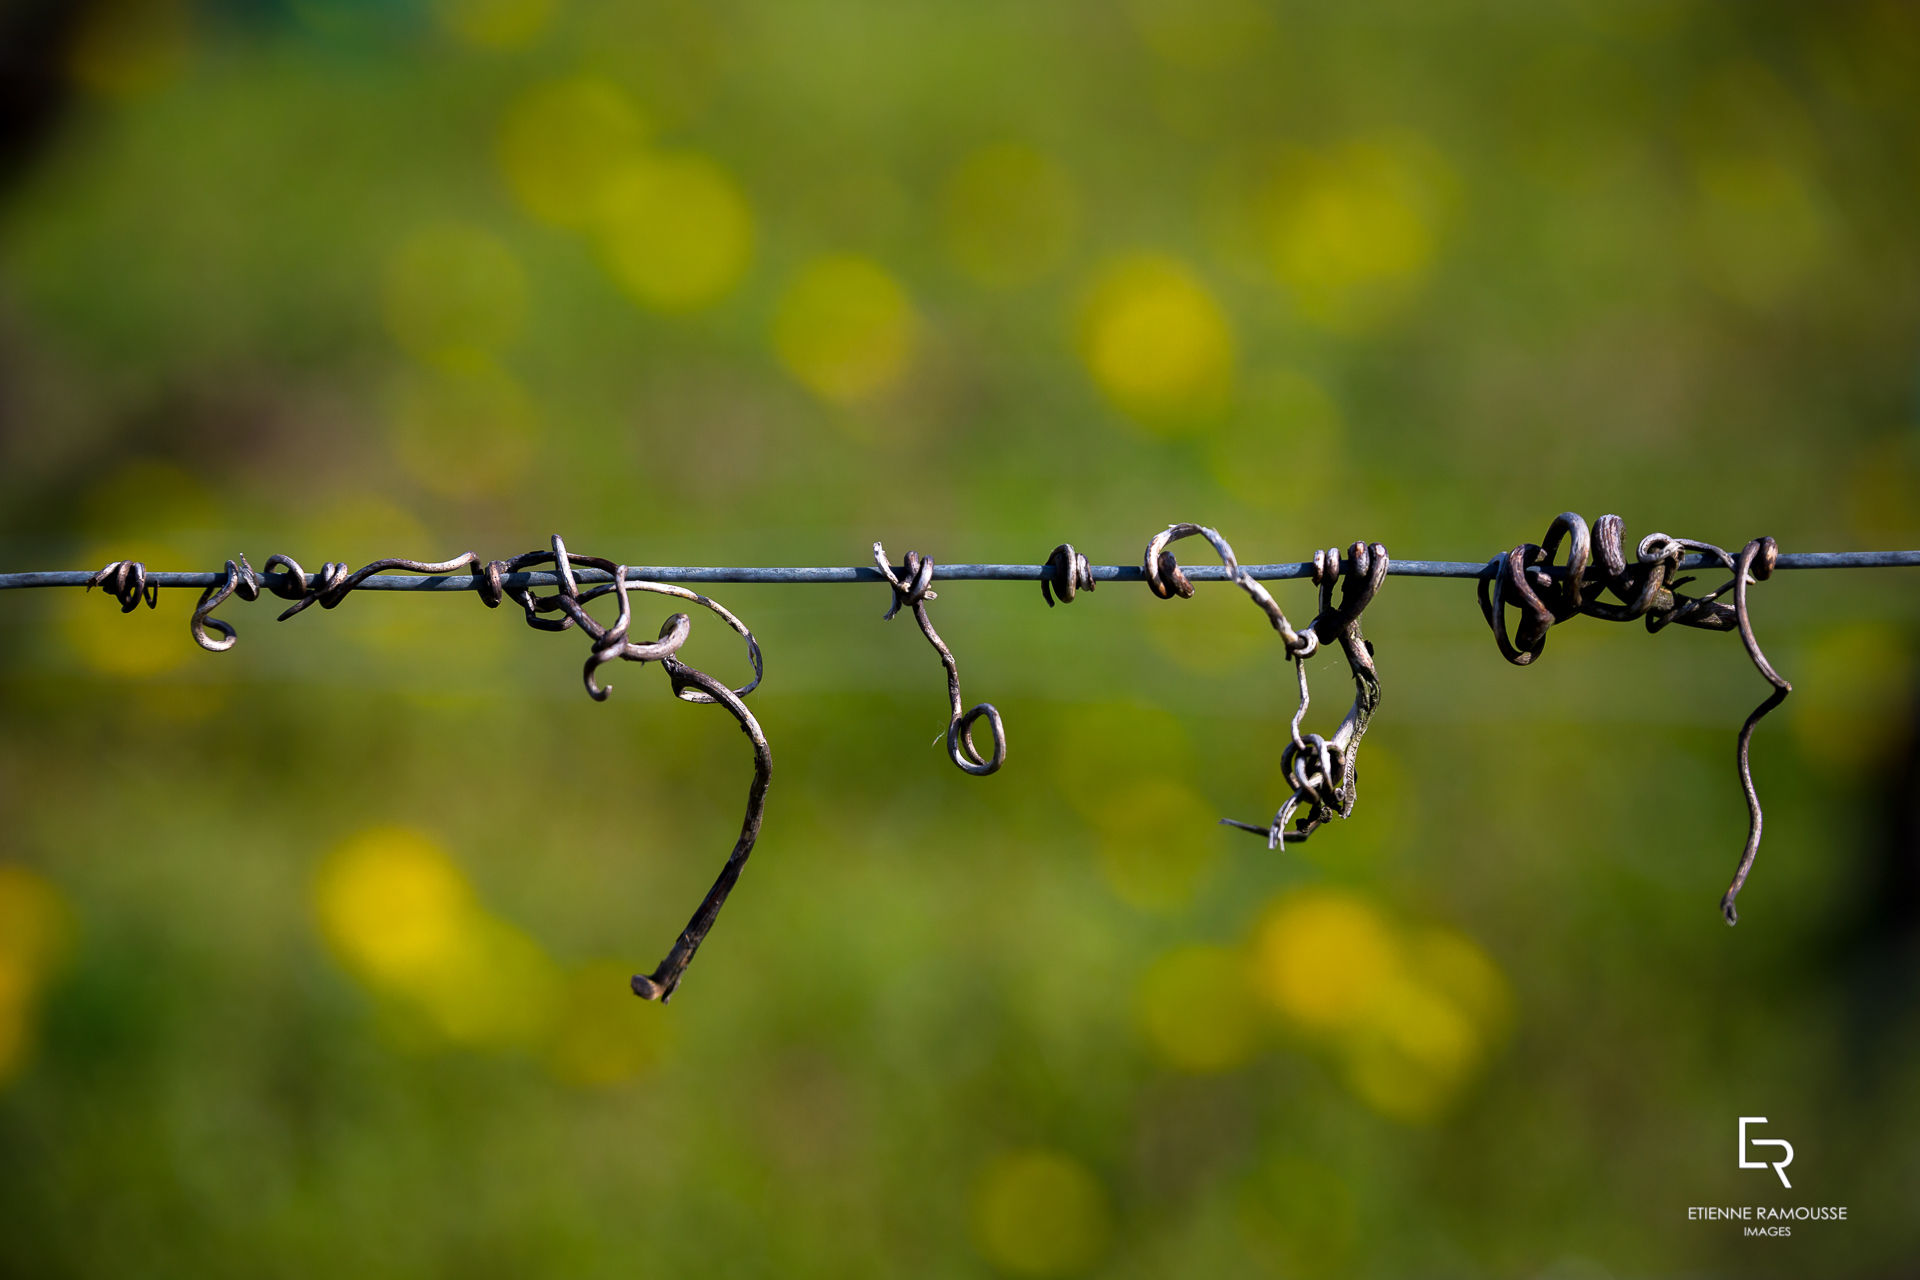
[1721,536,1790,925]
[873,541,1005,776]
[117,534,772,1003]
[1234,541,1387,848]
[86,560,157,613]
[190,553,308,650]
[174,536,763,700]
[520,544,770,1002]
[1144,522,1318,658]
[1143,524,1387,851]
[1481,513,1791,922]
[1042,543,1096,607]
[1480,511,1758,661]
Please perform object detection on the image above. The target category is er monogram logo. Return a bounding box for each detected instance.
[1739,1116,1794,1189]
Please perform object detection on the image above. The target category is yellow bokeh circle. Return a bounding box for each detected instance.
[1251,887,1400,1030]
[1251,888,1512,1123]
[0,866,73,1089]
[772,254,917,404]
[1079,254,1233,425]
[973,1148,1112,1276]
[594,152,756,311]
[315,826,476,988]
[1255,137,1453,333]
[1339,975,1482,1124]
[313,827,560,1050]
[497,77,648,227]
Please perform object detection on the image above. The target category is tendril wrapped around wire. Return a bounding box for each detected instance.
[86,560,157,612]
[112,535,769,1004]
[1143,524,1388,849]
[515,540,770,1002]
[1041,543,1096,607]
[873,541,1006,776]
[1480,512,1791,923]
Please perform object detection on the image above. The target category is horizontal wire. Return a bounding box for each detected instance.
[0,549,1915,593]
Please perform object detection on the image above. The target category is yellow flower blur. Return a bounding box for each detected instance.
[1079,254,1233,425]
[313,827,560,1050]
[1339,974,1482,1124]
[497,77,648,227]
[594,152,755,311]
[1256,138,1452,334]
[315,827,476,988]
[1251,888,1512,1123]
[1252,888,1400,1030]
[773,255,917,404]
[0,866,73,1089]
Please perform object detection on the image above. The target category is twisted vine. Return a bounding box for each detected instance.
[101,536,769,1003]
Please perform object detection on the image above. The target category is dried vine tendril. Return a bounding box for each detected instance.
[1143,523,1388,849]
[107,535,769,1004]
[1041,543,1096,607]
[1480,512,1791,922]
[873,541,1006,776]
[85,560,157,612]
[67,515,1846,974]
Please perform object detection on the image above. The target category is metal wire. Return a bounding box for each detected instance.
[1,527,1913,999]
[2,547,1914,593]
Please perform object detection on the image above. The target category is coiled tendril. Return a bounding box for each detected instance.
[1143,523,1388,850]
[873,541,1006,776]
[1480,512,1791,922]
[111,535,769,1003]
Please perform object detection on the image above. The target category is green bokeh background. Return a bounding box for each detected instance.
[1,1,1917,1276]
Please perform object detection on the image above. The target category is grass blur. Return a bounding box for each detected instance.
[1,1,1918,1276]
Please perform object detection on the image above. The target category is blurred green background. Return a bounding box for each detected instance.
[1,0,1918,1275]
